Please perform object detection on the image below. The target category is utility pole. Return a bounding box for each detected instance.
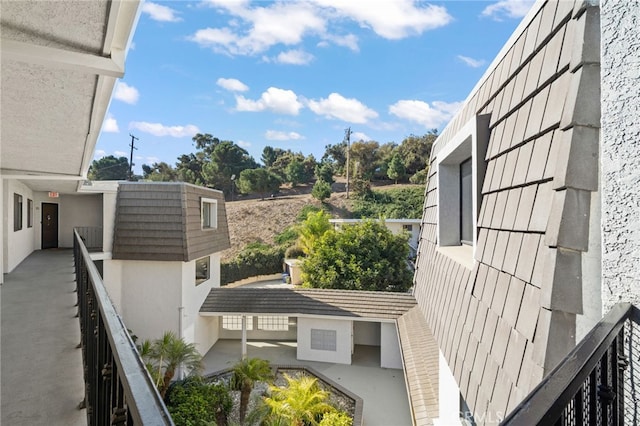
[345,127,351,199]
[128,134,139,181]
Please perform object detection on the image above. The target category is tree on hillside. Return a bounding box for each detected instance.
[175,152,207,185]
[192,133,221,156]
[202,141,258,195]
[237,168,281,200]
[88,155,130,180]
[261,145,287,167]
[142,162,178,181]
[375,142,398,179]
[315,162,335,185]
[312,179,332,202]
[387,154,406,184]
[349,140,379,180]
[321,141,347,175]
[286,158,305,186]
[398,131,437,175]
[302,220,413,292]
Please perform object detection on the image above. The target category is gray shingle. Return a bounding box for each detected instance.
[512,142,534,186]
[516,285,541,340]
[526,131,554,183]
[502,232,523,275]
[553,125,599,191]
[544,188,591,251]
[514,233,541,282]
[502,188,522,231]
[528,181,554,232]
[503,276,526,328]
[513,184,537,231]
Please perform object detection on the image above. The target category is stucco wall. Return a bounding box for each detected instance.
[297,317,352,365]
[0,179,4,283]
[3,179,35,273]
[600,0,640,312]
[58,194,103,248]
[105,259,183,342]
[182,253,222,355]
[380,322,403,369]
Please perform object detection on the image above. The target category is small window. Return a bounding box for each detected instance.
[196,256,210,285]
[460,158,473,245]
[222,316,253,330]
[403,224,413,232]
[310,329,337,351]
[27,199,33,228]
[14,194,23,231]
[258,316,289,331]
[201,198,218,229]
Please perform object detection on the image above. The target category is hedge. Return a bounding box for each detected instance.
[221,244,285,285]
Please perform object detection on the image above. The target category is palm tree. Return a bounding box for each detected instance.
[263,374,335,426]
[139,331,203,398]
[232,357,274,423]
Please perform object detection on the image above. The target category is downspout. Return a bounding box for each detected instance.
[241,315,247,359]
[178,306,184,379]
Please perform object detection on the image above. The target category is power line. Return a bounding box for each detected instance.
[128,134,139,181]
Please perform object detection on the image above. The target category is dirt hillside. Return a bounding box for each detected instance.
[220,183,352,261]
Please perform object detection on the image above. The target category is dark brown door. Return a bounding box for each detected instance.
[42,203,58,249]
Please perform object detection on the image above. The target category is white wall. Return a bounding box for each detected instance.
[600,0,640,311]
[181,253,222,355]
[104,259,183,342]
[58,194,102,248]
[435,351,463,426]
[297,317,352,365]
[102,192,117,254]
[353,321,380,346]
[380,322,403,369]
[3,179,35,273]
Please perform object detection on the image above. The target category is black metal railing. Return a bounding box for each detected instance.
[74,230,174,425]
[502,303,639,425]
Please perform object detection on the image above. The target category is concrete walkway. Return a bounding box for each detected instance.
[1,250,86,425]
[203,339,413,426]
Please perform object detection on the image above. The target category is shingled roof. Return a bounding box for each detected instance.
[200,287,416,320]
[112,182,230,262]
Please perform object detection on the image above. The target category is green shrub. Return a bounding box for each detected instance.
[165,376,232,426]
[352,186,424,219]
[312,179,332,202]
[297,204,322,222]
[284,243,305,259]
[274,226,298,245]
[320,410,353,426]
[221,244,285,285]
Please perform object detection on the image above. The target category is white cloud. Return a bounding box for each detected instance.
[237,140,252,148]
[389,99,462,129]
[129,121,200,138]
[311,0,452,39]
[102,114,119,133]
[265,130,304,141]
[217,77,249,92]
[307,93,378,124]
[192,0,451,56]
[192,2,325,55]
[274,49,314,65]
[481,0,535,20]
[457,55,486,68]
[145,156,161,164]
[141,2,182,22]
[235,87,303,115]
[94,149,106,158]
[114,82,139,104]
[114,150,128,157]
[351,131,371,141]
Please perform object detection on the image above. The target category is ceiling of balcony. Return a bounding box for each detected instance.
[0,0,139,193]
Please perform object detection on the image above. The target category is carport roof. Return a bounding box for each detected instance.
[200,287,417,320]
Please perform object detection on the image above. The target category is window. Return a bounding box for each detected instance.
[201,198,217,229]
[258,316,289,331]
[436,114,490,251]
[27,199,33,228]
[14,194,23,231]
[195,256,210,285]
[403,224,414,232]
[310,329,337,351]
[460,158,473,245]
[222,316,253,330]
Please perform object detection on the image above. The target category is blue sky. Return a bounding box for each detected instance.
[96,0,534,173]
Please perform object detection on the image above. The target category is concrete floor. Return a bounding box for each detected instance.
[202,339,413,426]
[1,250,86,426]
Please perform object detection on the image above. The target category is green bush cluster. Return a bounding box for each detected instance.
[165,376,232,426]
[221,243,285,285]
[352,186,424,219]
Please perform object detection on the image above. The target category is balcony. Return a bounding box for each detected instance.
[0,232,173,425]
[503,303,640,425]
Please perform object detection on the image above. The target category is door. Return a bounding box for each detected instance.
[42,203,58,249]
